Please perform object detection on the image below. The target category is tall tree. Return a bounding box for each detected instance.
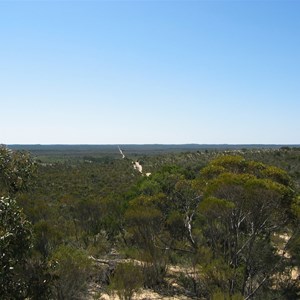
[0,146,35,298]
[197,155,296,298]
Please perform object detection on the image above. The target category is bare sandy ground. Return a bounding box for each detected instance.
[99,290,192,300]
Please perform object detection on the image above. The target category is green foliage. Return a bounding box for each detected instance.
[0,145,35,195]
[212,291,243,300]
[0,147,36,298]
[125,194,168,287]
[166,210,186,240]
[109,262,143,300]
[291,195,300,219]
[33,220,63,258]
[0,196,32,299]
[4,146,299,298]
[197,155,296,298]
[50,245,92,300]
[24,256,54,300]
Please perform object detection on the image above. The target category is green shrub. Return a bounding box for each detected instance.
[50,245,92,300]
[109,262,143,300]
[0,196,32,299]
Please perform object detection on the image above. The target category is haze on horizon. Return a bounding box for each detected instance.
[1,1,299,145]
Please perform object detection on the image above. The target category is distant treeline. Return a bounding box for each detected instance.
[8,143,300,154]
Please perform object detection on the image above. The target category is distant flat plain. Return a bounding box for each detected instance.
[6,144,299,162]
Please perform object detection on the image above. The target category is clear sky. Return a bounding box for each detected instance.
[1,0,299,145]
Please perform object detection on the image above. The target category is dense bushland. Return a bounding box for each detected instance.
[1,145,300,299]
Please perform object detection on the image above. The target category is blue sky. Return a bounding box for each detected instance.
[1,0,299,144]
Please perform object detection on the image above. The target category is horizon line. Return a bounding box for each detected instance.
[5,143,300,146]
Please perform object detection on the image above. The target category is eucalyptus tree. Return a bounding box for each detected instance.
[0,145,35,298]
[197,155,297,298]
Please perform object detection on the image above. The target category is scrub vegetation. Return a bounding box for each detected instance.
[1,144,300,299]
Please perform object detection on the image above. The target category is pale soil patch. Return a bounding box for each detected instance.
[89,233,300,299]
[133,161,143,173]
[87,258,197,300]
[291,267,299,280]
[272,232,300,287]
[99,289,192,300]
